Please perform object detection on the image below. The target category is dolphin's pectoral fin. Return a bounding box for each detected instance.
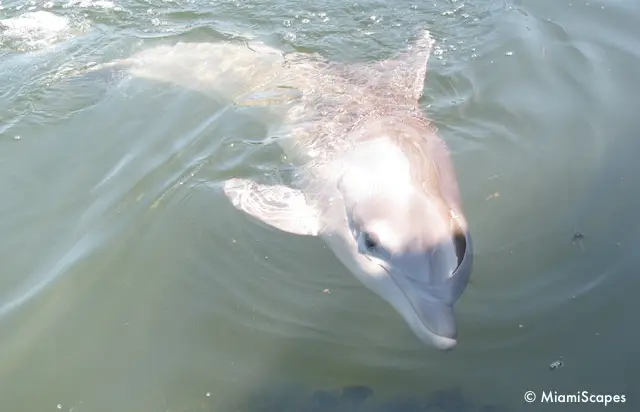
[222,178,321,236]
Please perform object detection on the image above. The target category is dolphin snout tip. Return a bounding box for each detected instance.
[432,335,457,351]
[414,299,458,349]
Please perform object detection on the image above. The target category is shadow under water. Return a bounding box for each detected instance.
[219,384,507,412]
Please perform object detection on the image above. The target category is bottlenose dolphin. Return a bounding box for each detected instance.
[110,30,473,349]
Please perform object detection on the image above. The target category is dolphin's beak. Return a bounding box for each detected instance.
[415,298,458,350]
[387,224,470,351]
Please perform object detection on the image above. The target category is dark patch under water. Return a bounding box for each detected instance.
[223,385,507,412]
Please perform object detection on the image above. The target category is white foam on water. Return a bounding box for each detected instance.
[0,10,71,50]
[63,0,116,10]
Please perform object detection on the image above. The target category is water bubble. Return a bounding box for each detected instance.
[549,358,564,370]
[505,51,513,56]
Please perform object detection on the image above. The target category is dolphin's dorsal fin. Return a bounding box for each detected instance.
[349,30,435,102]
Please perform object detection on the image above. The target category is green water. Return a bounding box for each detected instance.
[1,0,639,411]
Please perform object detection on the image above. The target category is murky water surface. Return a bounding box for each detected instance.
[1,0,639,411]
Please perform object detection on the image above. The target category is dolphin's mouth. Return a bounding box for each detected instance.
[386,214,471,351]
[383,265,459,349]
[414,299,458,347]
[416,217,471,350]
[425,332,458,351]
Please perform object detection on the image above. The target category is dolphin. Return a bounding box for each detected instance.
[109,30,473,349]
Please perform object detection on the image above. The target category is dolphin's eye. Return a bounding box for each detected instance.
[362,232,379,251]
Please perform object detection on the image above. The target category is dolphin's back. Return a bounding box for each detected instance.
[106,41,287,99]
[102,34,452,205]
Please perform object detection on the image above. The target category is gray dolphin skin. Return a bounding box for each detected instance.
[112,30,473,350]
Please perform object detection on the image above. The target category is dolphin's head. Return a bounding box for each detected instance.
[329,135,473,350]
